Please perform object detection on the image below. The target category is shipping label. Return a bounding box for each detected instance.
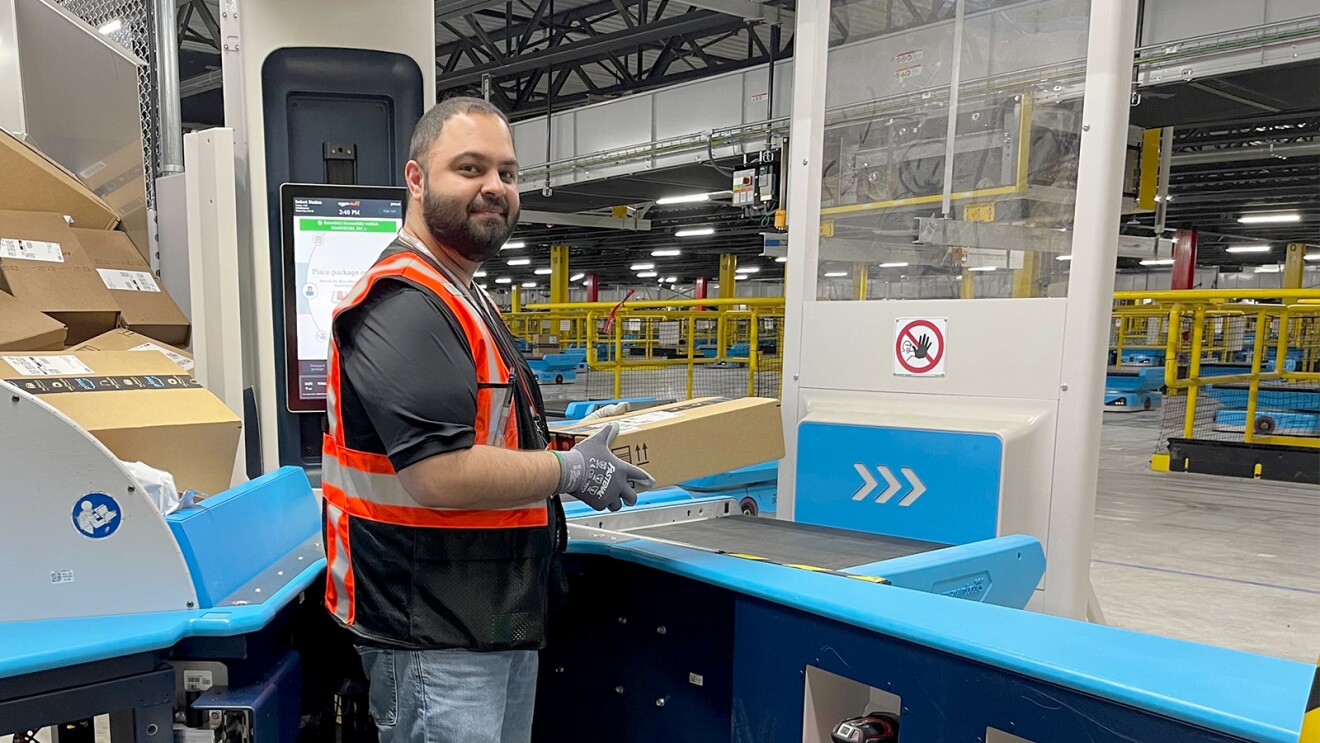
[98,268,160,292]
[0,238,64,263]
[128,342,194,371]
[1,355,93,376]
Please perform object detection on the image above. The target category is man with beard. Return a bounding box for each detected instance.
[320,97,653,743]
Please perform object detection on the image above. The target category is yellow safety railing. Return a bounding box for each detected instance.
[1112,289,1320,452]
[504,298,785,401]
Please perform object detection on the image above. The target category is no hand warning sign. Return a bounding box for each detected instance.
[894,317,946,377]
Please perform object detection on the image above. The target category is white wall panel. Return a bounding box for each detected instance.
[799,297,1066,400]
[574,96,653,156]
[656,73,744,139]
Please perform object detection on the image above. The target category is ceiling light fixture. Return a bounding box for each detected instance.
[664,276,678,283]
[507,257,531,266]
[1305,253,1320,262]
[675,227,715,238]
[735,266,760,274]
[1056,255,1073,261]
[502,241,526,250]
[570,273,585,281]
[495,277,512,284]
[967,266,997,272]
[534,268,553,275]
[474,270,487,278]
[630,262,655,271]
[1139,258,1176,266]
[1226,245,1272,253]
[1237,213,1300,224]
[521,281,538,288]
[775,256,788,263]
[651,249,682,257]
[823,271,848,277]
[636,271,658,278]
[734,274,749,280]
[656,193,710,205]
[879,262,909,268]
[1254,265,1282,273]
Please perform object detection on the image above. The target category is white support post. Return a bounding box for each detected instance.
[776,0,831,522]
[184,127,247,487]
[1048,0,1139,618]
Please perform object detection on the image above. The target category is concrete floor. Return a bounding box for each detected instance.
[1092,412,1320,663]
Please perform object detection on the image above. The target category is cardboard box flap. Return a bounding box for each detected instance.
[0,129,119,230]
[72,329,193,372]
[0,290,66,351]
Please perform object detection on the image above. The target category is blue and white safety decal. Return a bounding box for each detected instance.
[72,492,121,539]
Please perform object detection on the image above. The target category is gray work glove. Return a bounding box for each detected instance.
[555,422,656,512]
[582,401,630,421]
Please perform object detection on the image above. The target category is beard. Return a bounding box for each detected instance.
[421,184,519,263]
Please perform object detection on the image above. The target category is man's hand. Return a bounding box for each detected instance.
[555,422,655,511]
[582,401,630,421]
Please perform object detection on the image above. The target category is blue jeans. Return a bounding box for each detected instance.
[357,647,539,743]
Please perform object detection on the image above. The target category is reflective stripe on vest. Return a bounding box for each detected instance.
[322,250,547,626]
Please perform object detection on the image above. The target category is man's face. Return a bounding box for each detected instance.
[415,112,520,263]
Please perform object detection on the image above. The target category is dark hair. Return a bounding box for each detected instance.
[408,96,511,168]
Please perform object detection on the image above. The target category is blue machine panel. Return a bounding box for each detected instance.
[795,422,1001,545]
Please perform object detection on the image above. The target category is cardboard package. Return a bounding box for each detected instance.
[529,333,560,359]
[0,211,120,343]
[73,328,193,373]
[0,129,119,230]
[73,228,190,346]
[550,397,784,488]
[0,351,240,495]
[0,289,66,351]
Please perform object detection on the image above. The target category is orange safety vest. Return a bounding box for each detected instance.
[321,245,554,650]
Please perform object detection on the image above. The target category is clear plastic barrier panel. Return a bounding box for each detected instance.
[818,0,1095,301]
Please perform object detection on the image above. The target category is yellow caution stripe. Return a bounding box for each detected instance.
[1301,657,1320,743]
[724,553,890,585]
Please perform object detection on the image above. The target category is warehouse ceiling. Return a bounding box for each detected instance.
[170,1,1320,286]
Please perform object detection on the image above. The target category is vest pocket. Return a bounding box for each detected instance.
[410,526,553,649]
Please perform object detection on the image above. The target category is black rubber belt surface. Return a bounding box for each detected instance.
[636,516,948,571]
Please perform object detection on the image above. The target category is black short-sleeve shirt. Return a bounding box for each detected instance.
[336,280,481,471]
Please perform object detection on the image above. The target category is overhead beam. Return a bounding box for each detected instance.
[436,1,508,23]
[521,209,653,231]
[677,0,790,23]
[440,10,742,89]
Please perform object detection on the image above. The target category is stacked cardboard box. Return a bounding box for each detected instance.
[0,210,119,343]
[0,351,239,495]
[0,130,191,348]
[74,228,189,345]
[0,289,66,351]
[0,128,119,231]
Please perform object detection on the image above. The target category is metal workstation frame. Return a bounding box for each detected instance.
[777,0,1135,619]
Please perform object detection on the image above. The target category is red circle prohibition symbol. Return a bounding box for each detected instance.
[895,320,944,374]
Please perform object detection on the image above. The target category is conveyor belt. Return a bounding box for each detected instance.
[635,516,949,571]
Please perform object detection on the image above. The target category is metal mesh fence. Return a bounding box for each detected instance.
[1156,312,1320,451]
[58,0,158,209]
[581,312,785,402]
